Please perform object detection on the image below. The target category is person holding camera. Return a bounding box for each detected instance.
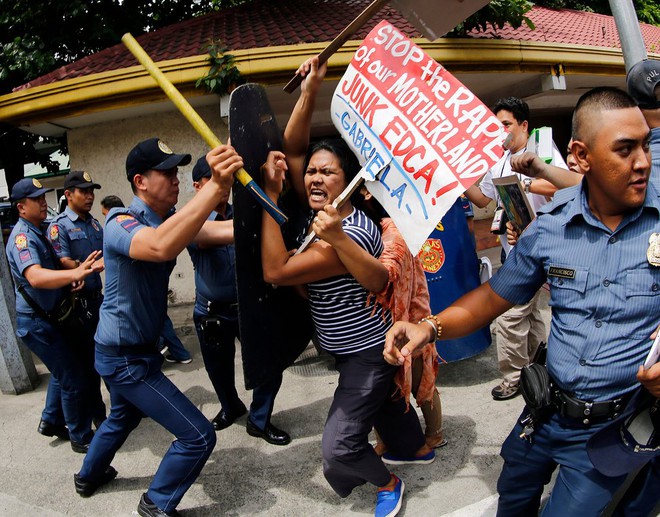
[464,97,566,401]
[187,156,291,445]
[5,177,102,453]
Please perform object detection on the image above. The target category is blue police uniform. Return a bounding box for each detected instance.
[6,217,94,445]
[607,125,660,517]
[48,206,106,423]
[187,206,283,429]
[79,197,216,513]
[488,179,660,516]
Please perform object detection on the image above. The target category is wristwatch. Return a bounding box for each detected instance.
[523,178,532,194]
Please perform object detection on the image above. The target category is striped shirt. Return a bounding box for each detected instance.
[95,197,175,348]
[490,180,660,401]
[307,208,392,355]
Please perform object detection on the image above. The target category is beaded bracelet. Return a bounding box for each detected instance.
[418,314,442,342]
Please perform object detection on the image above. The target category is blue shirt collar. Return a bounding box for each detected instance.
[129,196,164,228]
[562,177,660,229]
[18,217,43,234]
[64,206,82,222]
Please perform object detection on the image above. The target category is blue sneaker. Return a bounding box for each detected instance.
[375,476,405,517]
[382,450,435,465]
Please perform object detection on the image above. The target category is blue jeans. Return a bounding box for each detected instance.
[193,311,282,429]
[80,350,216,512]
[497,410,628,516]
[16,315,94,444]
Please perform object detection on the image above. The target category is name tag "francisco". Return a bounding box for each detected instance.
[548,266,576,279]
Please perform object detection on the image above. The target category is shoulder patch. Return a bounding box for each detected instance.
[19,249,32,263]
[49,225,60,241]
[115,214,140,233]
[14,233,28,250]
[91,219,101,232]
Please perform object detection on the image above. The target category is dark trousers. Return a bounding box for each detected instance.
[611,458,660,517]
[71,295,106,422]
[81,351,216,512]
[17,315,94,444]
[322,345,425,497]
[194,311,282,429]
[496,410,628,516]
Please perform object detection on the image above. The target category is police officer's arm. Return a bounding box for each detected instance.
[511,152,582,190]
[260,151,351,285]
[128,145,240,262]
[384,282,513,365]
[191,220,234,248]
[23,250,103,290]
[283,56,327,206]
[464,184,492,209]
[313,204,388,292]
[58,257,79,269]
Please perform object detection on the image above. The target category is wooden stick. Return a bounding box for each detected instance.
[283,0,390,93]
[122,33,287,225]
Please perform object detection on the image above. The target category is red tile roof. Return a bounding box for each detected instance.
[16,2,660,91]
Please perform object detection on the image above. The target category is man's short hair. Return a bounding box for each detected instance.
[492,97,530,125]
[572,87,638,142]
[100,195,125,210]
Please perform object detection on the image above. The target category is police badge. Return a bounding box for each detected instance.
[647,233,660,267]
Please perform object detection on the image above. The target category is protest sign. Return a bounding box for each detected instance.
[331,20,506,253]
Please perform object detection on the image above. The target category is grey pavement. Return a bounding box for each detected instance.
[0,248,554,517]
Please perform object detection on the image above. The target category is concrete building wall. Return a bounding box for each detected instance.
[67,105,229,304]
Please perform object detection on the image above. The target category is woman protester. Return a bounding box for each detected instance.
[259,57,434,517]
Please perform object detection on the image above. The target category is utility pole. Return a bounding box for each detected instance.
[609,0,647,71]
[0,251,39,394]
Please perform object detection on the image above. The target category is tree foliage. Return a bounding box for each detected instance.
[0,0,247,189]
[451,0,535,37]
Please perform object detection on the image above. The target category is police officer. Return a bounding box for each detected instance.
[74,138,240,517]
[5,178,102,453]
[48,170,106,427]
[187,157,290,445]
[384,87,660,516]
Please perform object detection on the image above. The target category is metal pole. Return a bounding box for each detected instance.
[609,0,647,71]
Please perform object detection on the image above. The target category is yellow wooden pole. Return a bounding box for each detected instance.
[122,33,287,224]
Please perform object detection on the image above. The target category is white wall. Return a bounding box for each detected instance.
[67,106,230,304]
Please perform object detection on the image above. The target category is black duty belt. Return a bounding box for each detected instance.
[78,290,103,300]
[207,301,239,314]
[96,343,159,357]
[552,389,634,425]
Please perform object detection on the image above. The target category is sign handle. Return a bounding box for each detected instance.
[122,33,287,225]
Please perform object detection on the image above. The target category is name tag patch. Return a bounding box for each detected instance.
[548,266,576,279]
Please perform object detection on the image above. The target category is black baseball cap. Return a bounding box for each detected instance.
[626,59,660,110]
[64,170,101,190]
[10,177,53,201]
[125,138,191,180]
[191,156,212,182]
[587,388,659,477]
